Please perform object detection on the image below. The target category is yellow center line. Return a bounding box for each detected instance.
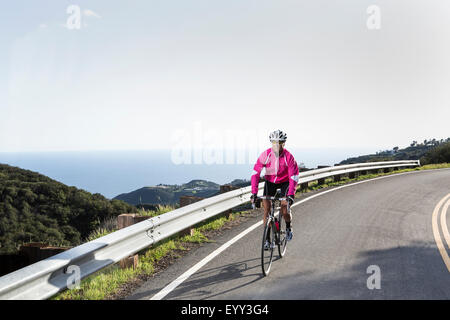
[431,193,450,272]
[441,199,450,249]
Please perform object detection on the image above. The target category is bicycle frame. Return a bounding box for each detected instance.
[255,188,290,276]
[256,192,290,225]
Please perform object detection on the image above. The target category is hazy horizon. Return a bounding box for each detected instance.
[0,146,379,199]
[1,1,448,198]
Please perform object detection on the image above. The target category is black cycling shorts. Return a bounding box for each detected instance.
[263,180,289,197]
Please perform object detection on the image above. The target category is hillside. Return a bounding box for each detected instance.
[339,138,450,165]
[0,163,138,255]
[114,178,251,206]
[228,179,252,188]
[420,141,450,165]
[114,179,221,205]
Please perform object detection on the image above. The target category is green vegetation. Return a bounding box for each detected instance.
[113,179,250,206]
[0,164,138,254]
[420,142,450,165]
[53,208,245,300]
[136,204,174,217]
[2,147,448,300]
[84,205,176,242]
[113,180,221,206]
[301,163,450,193]
[418,163,450,170]
[340,137,450,164]
[51,161,450,300]
[52,238,176,300]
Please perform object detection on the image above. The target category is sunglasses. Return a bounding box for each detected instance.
[271,141,285,146]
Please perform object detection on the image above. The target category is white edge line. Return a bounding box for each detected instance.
[150,220,262,300]
[150,168,449,300]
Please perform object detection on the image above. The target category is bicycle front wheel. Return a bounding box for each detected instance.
[261,218,276,276]
[277,213,287,258]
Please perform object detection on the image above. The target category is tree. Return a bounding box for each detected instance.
[0,163,138,255]
[420,142,450,165]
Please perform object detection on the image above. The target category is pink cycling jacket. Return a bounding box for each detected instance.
[251,148,300,196]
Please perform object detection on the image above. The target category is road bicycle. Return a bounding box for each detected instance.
[252,188,290,276]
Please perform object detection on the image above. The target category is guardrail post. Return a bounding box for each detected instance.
[220,185,238,219]
[120,255,139,270]
[19,243,47,264]
[333,175,341,182]
[117,214,148,269]
[300,182,309,192]
[179,196,205,236]
[383,167,392,173]
[19,243,72,265]
[348,172,356,179]
[39,246,72,260]
[317,166,329,186]
[0,159,423,300]
[360,170,367,175]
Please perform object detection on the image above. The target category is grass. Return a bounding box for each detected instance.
[304,163,450,192]
[137,204,174,217]
[299,163,450,193]
[85,228,113,243]
[83,205,176,243]
[52,208,249,300]
[417,163,450,170]
[52,162,449,300]
[52,236,182,300]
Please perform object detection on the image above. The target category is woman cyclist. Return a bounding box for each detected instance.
[250,130,299,250]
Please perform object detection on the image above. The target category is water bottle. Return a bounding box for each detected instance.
[275,218,279,231]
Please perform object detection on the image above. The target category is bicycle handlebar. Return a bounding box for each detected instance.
[257,196,288,201]
[251,195,291,210]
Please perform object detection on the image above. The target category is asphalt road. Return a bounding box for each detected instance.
[127,169,450,300]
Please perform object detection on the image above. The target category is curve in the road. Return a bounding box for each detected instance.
[432,193,450,272]
[147,169,450,300]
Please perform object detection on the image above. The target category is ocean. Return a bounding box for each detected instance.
[0,147,374,199]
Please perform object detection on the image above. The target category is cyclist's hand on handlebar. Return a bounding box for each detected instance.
[251,194,260,209]
[287,195,294,206]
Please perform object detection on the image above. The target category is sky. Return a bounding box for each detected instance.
[1,0,449,155]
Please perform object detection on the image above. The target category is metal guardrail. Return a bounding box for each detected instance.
[0,159,420,299]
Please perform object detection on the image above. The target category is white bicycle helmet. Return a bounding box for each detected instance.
[269,129,287,142]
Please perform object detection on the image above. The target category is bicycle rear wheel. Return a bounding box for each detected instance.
[261,218,276,276]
